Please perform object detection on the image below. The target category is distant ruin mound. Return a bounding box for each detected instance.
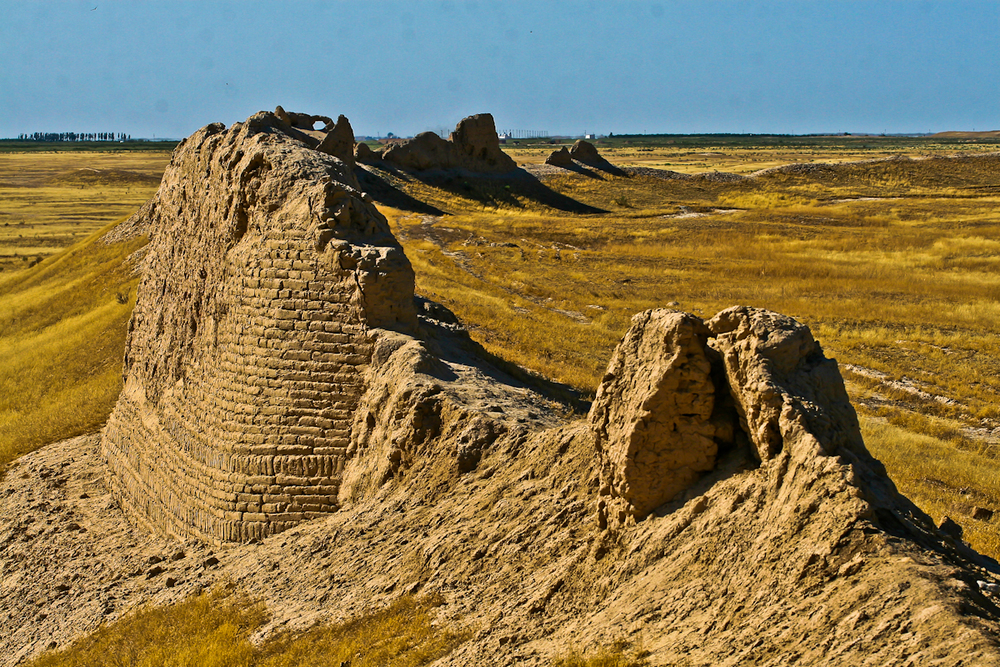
[544,139,622,174]
[569,139,602,164]
[544,146,573,167]
[273,105,333,132]
[378,113,517,173]
[265,109,517,174]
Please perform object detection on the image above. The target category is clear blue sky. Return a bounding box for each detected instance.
[2,0,998,139]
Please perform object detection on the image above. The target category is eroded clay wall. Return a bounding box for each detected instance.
[101,112,416,542]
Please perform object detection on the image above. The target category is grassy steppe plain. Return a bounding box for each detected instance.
[505,132,1000,172]
[0,150,167,273]
[2,138,999,666]
[0,222,145,471]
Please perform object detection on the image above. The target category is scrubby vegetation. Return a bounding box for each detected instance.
[24,588,468,667]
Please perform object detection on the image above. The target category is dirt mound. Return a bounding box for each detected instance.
[591,310,723,523]
[544,146,573,167]
[449,113,517,172]
[101,111,418,543]
[379,113,517,173]
[569,139,603,164]
[7,304,1000,665]
[316,114,356,167]
[542,140,625,175]
[748,152,1000,191]
[273,105,333,132]
[380,131,458,171]
[354,140,376,163]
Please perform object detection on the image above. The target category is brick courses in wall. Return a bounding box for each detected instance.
[101,111,417,543]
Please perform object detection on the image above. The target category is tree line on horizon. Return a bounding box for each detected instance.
[15,132,132,142]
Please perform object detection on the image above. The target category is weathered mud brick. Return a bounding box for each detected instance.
[101,111,417,544]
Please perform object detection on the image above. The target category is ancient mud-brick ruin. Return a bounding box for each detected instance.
[99,108,909,546]
[9,110,999,666]
[101,112,416,542]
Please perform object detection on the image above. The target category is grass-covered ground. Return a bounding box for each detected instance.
[0,219,145,474]
[0,140,179,154]
[504,132,1000,173]
[0,151,167,273]
[24,590,470,667]
[21,584,639,667]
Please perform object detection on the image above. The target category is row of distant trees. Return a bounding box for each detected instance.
[16,132,131,142]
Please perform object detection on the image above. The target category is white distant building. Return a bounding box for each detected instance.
[585,133,596,140]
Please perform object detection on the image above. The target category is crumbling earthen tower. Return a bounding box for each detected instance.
[101,111,416,542]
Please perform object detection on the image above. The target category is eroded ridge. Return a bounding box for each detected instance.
[593,306,892,527]
[101,112,416,543]
[591,311,722,524]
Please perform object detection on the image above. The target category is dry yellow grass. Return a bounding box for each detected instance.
[25,588,467,667]
[0,151,167,273]
[862,418,1000,557]
[0,221,145,473]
